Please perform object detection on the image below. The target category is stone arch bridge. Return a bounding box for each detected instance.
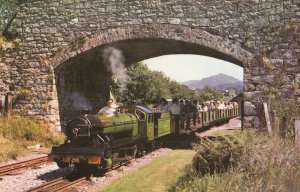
[0,0,299,131]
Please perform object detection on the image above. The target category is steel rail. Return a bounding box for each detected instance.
[26,177,87,192]
[51,177,86,192]
[27,177,65,192]
[0,156,49,176]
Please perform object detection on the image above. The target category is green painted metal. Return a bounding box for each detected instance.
[105,158,113,169]
[146,114,154,141]
[93,107,239,144]
[147,123,154,140]
[99,113,138,137]
[139,120,149,139]
[157,112,171,137]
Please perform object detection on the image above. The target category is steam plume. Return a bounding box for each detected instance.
[102,47,128,93]
[69,92,92,110]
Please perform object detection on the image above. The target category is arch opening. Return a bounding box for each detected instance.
[54,37,246,129]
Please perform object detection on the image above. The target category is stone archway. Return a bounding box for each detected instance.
[50,24,252,68]
[49,25,252,130]
[47,24,253,131]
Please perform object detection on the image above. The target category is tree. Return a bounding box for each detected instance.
[123,62,197,105]
[196,86,223,102]
[169,80,196,99]
[0,0,18,38]
[124,63,170,104]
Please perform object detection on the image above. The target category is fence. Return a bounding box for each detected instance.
[0,94,12,117]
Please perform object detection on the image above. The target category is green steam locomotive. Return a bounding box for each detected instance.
[49,105,238,172]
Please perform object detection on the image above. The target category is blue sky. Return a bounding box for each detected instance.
[143,55,243,82]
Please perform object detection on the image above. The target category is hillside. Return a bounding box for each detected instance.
[182,73,243,91]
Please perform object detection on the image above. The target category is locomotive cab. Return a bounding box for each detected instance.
[119,105,155,141]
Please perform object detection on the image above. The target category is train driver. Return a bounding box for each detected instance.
[98,99,117,117]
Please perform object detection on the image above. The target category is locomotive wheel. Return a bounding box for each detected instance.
[144,141,155,153]
[134,150,143,158]
[156,141,163,149]
[75,164,97,175]
[135,143,147,158]
[121,161,130,166]
[75,163,108,176]
[56,161,69,169]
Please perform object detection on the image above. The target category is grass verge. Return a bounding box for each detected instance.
[168,131,300,192]
[0,116,65,162]
[100,150,195,192]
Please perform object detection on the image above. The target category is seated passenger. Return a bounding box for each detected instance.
[228,102,234,109]
[98,99,117,117]
[193,100,202,111]
[169,98,181,134]
[179,99,185,109]
[157,98,169,112]
[233,102,239,109]
[169,98,181,115]
[203,102,209,112]
[217,101,225,110]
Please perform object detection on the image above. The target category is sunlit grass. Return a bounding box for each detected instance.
[100,150,195,192]
[0,116,65,162]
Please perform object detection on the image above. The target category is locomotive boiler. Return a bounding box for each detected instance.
[65,112,138,144]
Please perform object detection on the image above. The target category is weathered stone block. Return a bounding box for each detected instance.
[243,116,260,129]
[170,18,181,24]
[296,73,300,84]
[244,91,263,101]
[244,101,257,116]
[62,0,73,5]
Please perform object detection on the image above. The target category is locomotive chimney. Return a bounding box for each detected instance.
[80,108,90,116]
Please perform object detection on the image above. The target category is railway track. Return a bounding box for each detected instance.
[26,176,88,192]
[0,156,49,177]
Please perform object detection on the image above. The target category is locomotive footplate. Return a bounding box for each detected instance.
[50,146,105,155]
[49,146,105,165]
[113,145,137,163]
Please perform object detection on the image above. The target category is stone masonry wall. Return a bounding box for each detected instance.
[0,52,10,94]
[0,0,299,131]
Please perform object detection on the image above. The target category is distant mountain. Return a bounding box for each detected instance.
[182,73,243,91]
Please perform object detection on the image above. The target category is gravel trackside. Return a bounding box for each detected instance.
[0,149,172,192]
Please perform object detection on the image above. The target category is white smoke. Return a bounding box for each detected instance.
[69,92,92,110]
[102,47,128,92]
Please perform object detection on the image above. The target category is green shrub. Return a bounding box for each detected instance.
[192,135,245,175]
[269,97,300,139]
[168,131,300,192]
